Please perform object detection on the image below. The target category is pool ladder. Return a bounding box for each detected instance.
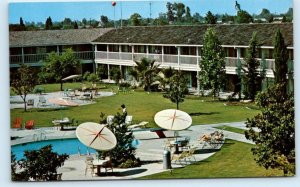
[33,130,47,141]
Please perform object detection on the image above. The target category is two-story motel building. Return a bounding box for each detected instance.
[9,23,293,92]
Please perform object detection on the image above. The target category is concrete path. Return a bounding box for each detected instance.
[11,122,255,180]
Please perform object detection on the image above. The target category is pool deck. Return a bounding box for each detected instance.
[11,122,254,180]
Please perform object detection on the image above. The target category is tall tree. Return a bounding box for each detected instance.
[185,6,192,22]
[130,57,160,91]
[19,17,26,31]
[273,29,289,95]
[100,15,110,27]
[11,65,37,112]
[101,112,140,168]
[166,2,175,23]
[245,84,295,175]
[173,2,185,22]
[39,48,80,91]
[45,16,53,30]
[205,11,217,24]
[130,13,142,26]
[163,71,188,109]
[73,21,78,29]
[236,10,253,23]
[242,32,263,100]
[199,28,226,98]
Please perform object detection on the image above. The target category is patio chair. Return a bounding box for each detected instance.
[165,138,175,150]
[12,117,22,129]
[171,150,189,165]
[27,99,34,106]
[25,120,35,130]
[85,156,96,176]
[37,96,47,107]
[107,115,114,125]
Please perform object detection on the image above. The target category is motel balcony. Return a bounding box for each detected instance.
[94,51,289,77]
[10,51,94,67]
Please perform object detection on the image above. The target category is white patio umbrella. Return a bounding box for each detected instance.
[62,74,81,81]
[76,122,117,151]
[154,109,192,131]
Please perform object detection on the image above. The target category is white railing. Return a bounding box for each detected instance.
[163,54,178,64]
[120,53,132,60]
[133,53,147,61]
[107,52,120,60]
[148,54,162,62]
[95,51,107,59]
[180,55,197,65]
[10,51,94,64]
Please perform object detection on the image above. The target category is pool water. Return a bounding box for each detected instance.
[12,138,140,160]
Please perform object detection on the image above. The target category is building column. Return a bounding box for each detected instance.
[107,45,109,60]
[21,47,25,64]
[132,45,134,61]
[107,64,110,81]
[56,45,60,54]
[196,47,200,94]
[119,45,122,60]
[161,46,164,65]
[236,48,243,98]
[146,45,149,58]
[177,46,180,70]
[120,65,123,81]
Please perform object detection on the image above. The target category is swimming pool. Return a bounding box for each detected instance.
[12,138,141,160]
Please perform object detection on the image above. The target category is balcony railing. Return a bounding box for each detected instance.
[93,51,290,71]
[10,51,94,65]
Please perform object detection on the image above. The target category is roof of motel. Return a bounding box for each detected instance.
[9,28,113,47]
[93,23,293,47]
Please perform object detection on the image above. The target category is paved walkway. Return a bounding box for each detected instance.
[11,122,255,180]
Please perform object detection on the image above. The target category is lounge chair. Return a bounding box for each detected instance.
[199,130,224,149]
[27,99,34,106]
[37,96,47,107]
[25,120,35,129]
[12,117,22,129]
[165,138,175,150]
[128,121,148,129]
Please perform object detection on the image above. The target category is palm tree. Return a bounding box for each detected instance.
[157,66,175,91]
[130,57,160,91]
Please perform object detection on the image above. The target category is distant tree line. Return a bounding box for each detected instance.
[9,2,293,31]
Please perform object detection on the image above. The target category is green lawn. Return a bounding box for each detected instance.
[214,125,246,134]
[10,83,260,128]
[140,139,284,179]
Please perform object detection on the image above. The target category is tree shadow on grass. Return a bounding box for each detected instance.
[195,149,220,154]
[189,112,220,116]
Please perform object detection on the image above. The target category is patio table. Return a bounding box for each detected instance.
[92,159,108,176]
[52,118,71,130]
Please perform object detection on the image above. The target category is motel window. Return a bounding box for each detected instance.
[181,47,196,56]
[163,46,178,55]
[46,46,57,53]
[288,49,294,60]
[225,47,237,58]
[97,45,107,51]
[75,44,92,51]
[108,45,119,52]
[10,48,22,55]
[149,46,162,54]
[24,47,37,54]
[121,45,132,53]
[240,48,246,58]
[134,45,146,53]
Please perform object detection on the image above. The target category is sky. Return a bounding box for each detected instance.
[8,0,293,24]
